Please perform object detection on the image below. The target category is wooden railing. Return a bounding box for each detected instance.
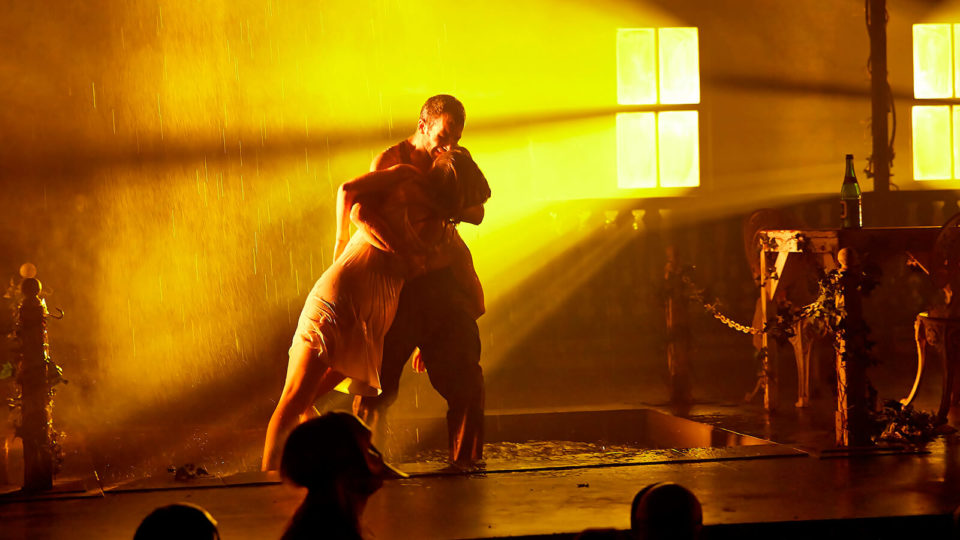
[482,189,960,411]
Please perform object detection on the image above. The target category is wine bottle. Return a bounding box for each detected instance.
[840,154,862,229]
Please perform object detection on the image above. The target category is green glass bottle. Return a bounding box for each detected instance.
[840,154,862,229]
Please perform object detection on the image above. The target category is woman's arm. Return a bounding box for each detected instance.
[333,164,418,261]
[350,202,404,253]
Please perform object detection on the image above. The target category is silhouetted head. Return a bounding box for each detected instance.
[427,147,490,221]
[630,482,702,540]
[281,412,399,499]
[417,95,465,159]
[20,278,40,298]
[133,503,219,540]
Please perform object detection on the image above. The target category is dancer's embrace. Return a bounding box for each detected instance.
[262,148,489,470]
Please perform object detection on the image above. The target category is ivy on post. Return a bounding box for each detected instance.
[12,278,65,492]
[834,248,873,447]
[758,238,779,413]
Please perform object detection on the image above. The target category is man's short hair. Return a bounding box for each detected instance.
[419,94,465,127]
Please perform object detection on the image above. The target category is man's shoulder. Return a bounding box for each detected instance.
[372,140,413,171]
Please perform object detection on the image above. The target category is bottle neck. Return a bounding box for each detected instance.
[844,159,857,183]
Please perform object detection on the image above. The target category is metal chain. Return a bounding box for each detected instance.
[702,301,761,335]
[676,274,762,335]
[678,274,819,337]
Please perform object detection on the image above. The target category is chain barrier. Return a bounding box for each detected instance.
[702,300,761,335]
[675,273,819,338]
[674,265,925,443]
[674,273,761,335]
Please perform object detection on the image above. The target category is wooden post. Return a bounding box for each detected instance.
[869,0,890,196]
[664,246,693,407]
[835,248,871,447]
[16,278,55,492]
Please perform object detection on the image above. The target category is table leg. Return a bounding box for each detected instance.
[791,320,812,408]
[760,248,778,412]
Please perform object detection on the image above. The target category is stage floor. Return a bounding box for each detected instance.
[3,401,960,539]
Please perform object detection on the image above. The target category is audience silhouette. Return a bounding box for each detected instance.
[630,482,702,540]
[279,412,404,540]
[133,502,220,540]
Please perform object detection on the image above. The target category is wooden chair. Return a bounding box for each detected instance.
[743,209,825,408]
[902,213,960,421]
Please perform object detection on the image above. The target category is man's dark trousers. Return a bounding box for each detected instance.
[356,267,484,464]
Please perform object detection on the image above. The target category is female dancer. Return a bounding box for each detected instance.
[262,148,488,470]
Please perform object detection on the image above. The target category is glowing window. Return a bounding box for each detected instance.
[617,113,657,188]
[914,24,953,99]
[912,24,960,180]
[617,29,657,105]
[658,111,700,187]
[913,106,951,179]
[658,28,700,105]
[617,27,700,189]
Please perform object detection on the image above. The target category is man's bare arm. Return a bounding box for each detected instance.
[371,147,402,172]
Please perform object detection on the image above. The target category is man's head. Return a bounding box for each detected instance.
[417,95,465,159]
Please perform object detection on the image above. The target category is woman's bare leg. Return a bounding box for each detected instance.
[298,367,348,423]
[262,345,346,471]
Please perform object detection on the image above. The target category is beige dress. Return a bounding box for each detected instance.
[290,186,421,396]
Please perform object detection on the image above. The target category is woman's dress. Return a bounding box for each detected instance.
[290,187,420,396]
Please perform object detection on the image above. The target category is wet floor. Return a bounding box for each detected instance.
[4,402,960,539]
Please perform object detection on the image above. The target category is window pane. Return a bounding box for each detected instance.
[617,28,657,105]
[617,112,657,188]
[953,105,960,179]
[913,105,952,180]
[658,27,700,105]
[914,24,953,99]
[658,111,699,187]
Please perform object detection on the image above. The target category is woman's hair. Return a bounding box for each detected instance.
[427,147,491,220]
[280,412,373,491]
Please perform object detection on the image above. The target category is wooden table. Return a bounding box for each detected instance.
[757,227,940,446]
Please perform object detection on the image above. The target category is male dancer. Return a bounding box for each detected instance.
[353,94,487,467]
